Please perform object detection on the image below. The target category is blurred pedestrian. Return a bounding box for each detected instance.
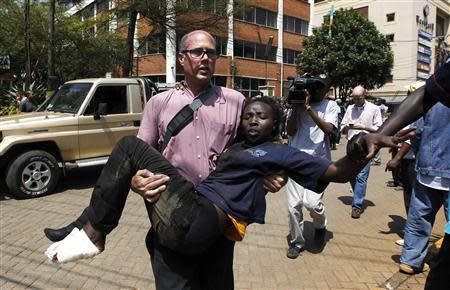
[385,122,418,246]
[341,85,383,218]
[19,90,37,112]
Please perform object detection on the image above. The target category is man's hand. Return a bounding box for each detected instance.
[131,169,170,203]
[263,171,288,192]
[363,128,415,160]
[385,159,400,172]
[347,129,415,162]
[351,123,365,130]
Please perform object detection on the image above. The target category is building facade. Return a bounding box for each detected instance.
[314,0,450,103]
[69,0,313,99]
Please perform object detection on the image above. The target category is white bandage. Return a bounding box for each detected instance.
[45,228,101,263]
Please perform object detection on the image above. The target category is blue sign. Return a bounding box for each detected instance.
[418,46,432,55]
[418,29,432,40]
[418,55,431,64]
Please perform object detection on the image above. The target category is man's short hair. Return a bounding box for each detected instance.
[179,30,216,52]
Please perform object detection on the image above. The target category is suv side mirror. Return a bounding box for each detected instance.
[94,102,108,120]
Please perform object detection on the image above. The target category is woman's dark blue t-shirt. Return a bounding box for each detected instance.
[196,141,330,224]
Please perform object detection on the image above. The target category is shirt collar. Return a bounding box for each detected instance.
[355,100,366,109]
[180,81,226,104]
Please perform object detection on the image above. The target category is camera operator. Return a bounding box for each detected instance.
[285,75,339,259]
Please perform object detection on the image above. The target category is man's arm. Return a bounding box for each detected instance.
[286,107,299,136]
[263,171,288,193]
[305,105,334,135]
[322,130,414,183]
[385,142,412,172]
[132,96,169,200]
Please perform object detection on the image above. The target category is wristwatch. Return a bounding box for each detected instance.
[305,105,312,111]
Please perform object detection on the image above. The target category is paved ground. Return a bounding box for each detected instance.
[0,142,446,290]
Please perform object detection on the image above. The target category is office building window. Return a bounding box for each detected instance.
[234,39,276,61]
[283,15,308,35]
[233,77,267,98]
[283,48,300,64]
[386,34,394,42]
[181,0,226,15]
[97,0,109,13]
[138,34,166,56]
[215,36,227,56]
[235,6,277,28]
[386,13,395,23]
[436,15,445,37]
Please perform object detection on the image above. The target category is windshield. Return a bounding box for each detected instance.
[43,83,93,113]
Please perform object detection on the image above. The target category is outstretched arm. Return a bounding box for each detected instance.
[321,130,414,183]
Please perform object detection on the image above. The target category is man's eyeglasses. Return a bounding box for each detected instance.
[181,48,219,60]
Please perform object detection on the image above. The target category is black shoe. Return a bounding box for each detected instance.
[44,224,78,242]
[286,245,303,259]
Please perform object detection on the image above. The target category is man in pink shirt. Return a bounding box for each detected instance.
[44,30,285,289]
[341,85,382,218]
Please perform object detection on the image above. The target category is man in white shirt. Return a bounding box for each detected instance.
[341,85,383,218]
[285,76,339,258]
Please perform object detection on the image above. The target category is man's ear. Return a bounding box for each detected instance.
[178,52,185,67]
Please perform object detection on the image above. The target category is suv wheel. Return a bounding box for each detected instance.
[6,150,61,199]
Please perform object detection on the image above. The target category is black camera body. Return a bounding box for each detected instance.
[286,73,329,104]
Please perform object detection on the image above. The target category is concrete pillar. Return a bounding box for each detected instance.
[166,0,177,84]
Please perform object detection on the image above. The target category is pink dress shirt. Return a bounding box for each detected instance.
[341,101,383,140]
[138,83,246,186]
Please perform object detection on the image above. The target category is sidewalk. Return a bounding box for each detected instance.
[0,142,446,289]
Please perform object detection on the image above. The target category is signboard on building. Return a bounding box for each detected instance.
[416,4,434,81]
[417,71,430,80]
[417,63,430,72]
[418,29,432,40]
[0,55,10,71]
[418,46,432,56]
[418,38,432,48]
[418,54,431,64]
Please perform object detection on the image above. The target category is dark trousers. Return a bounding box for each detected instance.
[400,159,415,214]
[425,233,450,290]
[147,228,235,290]
[86,136,223,254]
[73,136,235,289]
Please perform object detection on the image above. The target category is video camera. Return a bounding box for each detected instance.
[286,73,329,104]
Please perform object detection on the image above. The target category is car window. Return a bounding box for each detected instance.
[84,85,128,115]
[45,83,92,113]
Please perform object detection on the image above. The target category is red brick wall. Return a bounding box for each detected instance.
[249,0,278,12]
[284,0,309,21]
[234,22,278,47]
[284,33,306,51]
[136,54,166,76]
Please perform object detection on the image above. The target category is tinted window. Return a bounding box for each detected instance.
[84,85,128,115]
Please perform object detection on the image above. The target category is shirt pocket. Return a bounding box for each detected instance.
[209,121,234,164]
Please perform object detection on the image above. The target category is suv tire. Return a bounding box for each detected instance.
[6,150,60,199]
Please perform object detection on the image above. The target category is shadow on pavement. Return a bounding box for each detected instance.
[337,195,375,209]
[391,254,401,263]
[0,166,103,200]
[379,214,406,237]
[55,165,103,193]
[302,221,333,254]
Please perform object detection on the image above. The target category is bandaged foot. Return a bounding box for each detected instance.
[45,228,101,263]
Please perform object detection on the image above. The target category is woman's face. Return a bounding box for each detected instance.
[242,101,276,145]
